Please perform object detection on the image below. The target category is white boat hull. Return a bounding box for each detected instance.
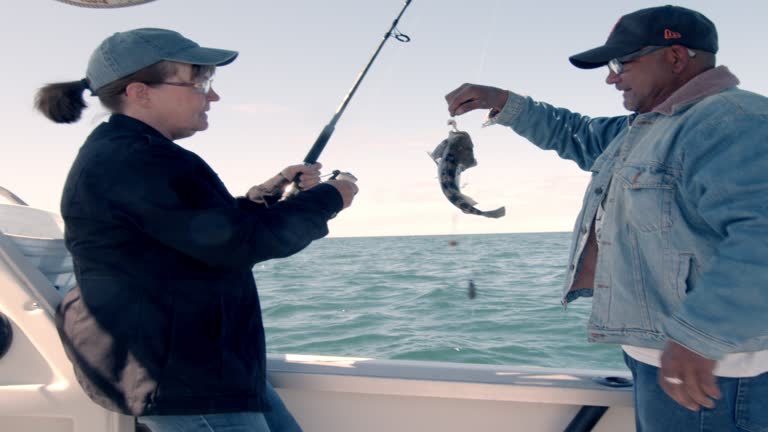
[0,202,635,431]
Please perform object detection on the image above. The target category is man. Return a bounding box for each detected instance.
[446,6,768,431]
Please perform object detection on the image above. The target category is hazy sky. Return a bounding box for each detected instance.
[3,0,766,237]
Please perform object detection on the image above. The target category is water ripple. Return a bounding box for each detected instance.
[257,233,625,371]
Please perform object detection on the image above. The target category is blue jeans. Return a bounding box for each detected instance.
[624,352,768,432]
[138,381,303,432]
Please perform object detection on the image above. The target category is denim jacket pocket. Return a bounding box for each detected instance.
[617,163,675,232]
[675,254,697,301]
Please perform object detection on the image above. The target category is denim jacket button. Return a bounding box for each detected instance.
[594,187,603,195]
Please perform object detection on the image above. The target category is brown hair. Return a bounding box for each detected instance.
[34,62,216,124]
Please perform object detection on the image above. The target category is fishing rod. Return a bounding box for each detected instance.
[284,0,414,197]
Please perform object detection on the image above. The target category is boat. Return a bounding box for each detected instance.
[0,187,636,431]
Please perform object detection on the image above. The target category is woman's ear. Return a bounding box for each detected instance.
[124,82,150,106]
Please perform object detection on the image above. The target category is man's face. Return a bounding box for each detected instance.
[149,63,219,140]
[605,47,678,114]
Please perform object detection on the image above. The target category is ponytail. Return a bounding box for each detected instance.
[34,79,90,124]
[34,62,216,124]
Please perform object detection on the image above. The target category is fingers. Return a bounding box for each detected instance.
[325,179,358,209]
[659,371,698,411]
[297,169,321,190]
[444,83,508,117]
[659,340,720,411]
[445,83,478,116]
[452,98,483,117]
[280,164,359,207]
[696,366,722,405]
[700,369,722,401]
[245,185,265,202]
[282,163,323,190]
[659,370,716,411]
[282,162,322,179]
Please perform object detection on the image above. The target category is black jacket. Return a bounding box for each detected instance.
[56,114,342,416]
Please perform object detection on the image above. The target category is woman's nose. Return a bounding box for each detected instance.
[207,87,221,101]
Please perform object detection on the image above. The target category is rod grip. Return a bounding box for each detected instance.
[304,123,336,164]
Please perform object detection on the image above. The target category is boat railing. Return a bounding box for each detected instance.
[0,191,635,431]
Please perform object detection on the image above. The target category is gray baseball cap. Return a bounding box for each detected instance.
[86,28,238,92]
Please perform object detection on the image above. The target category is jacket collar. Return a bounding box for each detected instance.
[108,113,170,142]
[652,66,740,115]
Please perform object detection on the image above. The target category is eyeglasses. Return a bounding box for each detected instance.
[608,46,666,75]
[156,77,214,94]
[608,46,697,75]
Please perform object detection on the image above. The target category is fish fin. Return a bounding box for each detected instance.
[430,140,448,160]
[482,206,506,219]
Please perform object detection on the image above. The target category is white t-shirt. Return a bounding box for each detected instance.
[622,345,768,378]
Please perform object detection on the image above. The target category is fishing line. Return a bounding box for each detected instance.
[445,163,477,305]
[475,0,502,80]
[463,0,502,303]
[283,0,414,198]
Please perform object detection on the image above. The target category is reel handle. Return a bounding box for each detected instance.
[281,169,357,201]
[329,170,358,183]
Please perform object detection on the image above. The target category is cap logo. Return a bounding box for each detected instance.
[664,29,682,40]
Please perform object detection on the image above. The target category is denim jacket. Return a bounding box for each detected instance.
[493,66,768,360]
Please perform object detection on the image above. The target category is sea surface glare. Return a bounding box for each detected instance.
[255,232,626,371]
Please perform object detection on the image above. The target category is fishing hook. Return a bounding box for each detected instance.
[447,118,459,132]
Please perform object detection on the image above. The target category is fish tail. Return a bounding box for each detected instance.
[481,206,506,219]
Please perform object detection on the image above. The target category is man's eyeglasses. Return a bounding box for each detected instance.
[156,77,214,94]
[608,46,697,75]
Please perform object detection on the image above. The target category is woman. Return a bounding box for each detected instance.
[35,27,357,432]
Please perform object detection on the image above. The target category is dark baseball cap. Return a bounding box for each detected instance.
[86,28,239,91]
[569,5,718,69]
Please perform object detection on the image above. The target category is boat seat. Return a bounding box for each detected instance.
[0,201,136,431]
[0,203,75,304]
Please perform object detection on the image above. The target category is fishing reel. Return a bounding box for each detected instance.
[328,169,358,183]
[281,169,357,201]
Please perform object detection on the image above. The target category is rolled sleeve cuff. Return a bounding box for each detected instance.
[483,91,526,127]
[663,315,735,360]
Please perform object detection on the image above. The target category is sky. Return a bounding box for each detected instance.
[2,0,766,238]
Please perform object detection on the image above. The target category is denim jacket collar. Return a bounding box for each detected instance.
[652,65,740,115]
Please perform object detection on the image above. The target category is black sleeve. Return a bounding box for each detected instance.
[83,140,344,270]
[125,184,342,269]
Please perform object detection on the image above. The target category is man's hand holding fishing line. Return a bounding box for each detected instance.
[445,83,509,117]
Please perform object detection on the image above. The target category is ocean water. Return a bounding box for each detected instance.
[254,232,627,371]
